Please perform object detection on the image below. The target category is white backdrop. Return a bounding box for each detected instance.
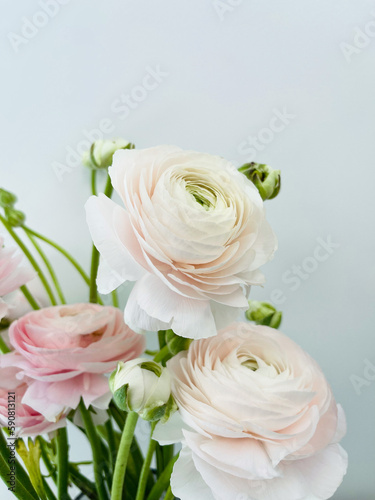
[1,1,375,498]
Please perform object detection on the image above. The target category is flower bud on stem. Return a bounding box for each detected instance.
[238,162,281,200]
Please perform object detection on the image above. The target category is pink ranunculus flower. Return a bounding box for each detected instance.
[154,323,348,500]
[0,235,35,320]
[0,368,67,437]
[85,146,277,339]
[0,303,145,421]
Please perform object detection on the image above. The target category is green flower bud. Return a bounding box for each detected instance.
[82,139,135,170]
[165,329,192,355]
[238,162,281,200]
[0,188,17,208]
[245,300,282,329]
[5,208,26,227]
[109,358,175,422]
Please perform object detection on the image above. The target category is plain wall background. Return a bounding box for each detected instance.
[1,0,375,498]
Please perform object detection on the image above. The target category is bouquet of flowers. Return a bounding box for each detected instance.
[0,141,347,500]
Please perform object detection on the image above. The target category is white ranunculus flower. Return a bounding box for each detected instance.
[85,146,277,339]
[154,323,348,500]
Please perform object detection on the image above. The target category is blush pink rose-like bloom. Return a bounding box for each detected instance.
[0,235,35,320]
[0,303,145,422]
[85,146,277,339]
[154,323,348,500]
[0,367,67,437]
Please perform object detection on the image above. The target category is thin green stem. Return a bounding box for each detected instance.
[20,285,40,310]
[158,330,167,349]
[37,437,57,484]
[68,464,98,500]
[135,423,156,500]
[89,246,100,303]
[0,215,57,305]
[111,290,119,308]
[56,427,70,500]
[42,477,58,500]
[79,401,109,500]
[23,226,91,286]
[23,228,66,304]
[164,485,174,500]
[153,345,170,363]
[89,173,114,305]
[105,419,116,474]
[0,335,10,353]
[111,412,138,500]
[103,175,114,198]
[91,170,98,196]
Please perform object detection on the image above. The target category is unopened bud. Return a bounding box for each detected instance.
[0,189,17,209]
[82,139,134,170]
[109,358,176,422]
[246,300,282,329]
[238,163,281,200]
[5,208,26,228]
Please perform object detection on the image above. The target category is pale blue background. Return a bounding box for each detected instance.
[1,0,375,498]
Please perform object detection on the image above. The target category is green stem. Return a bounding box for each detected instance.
[91,170,98,196]
[23,228,66,304]
[164,485,174,500]
[158,330,167,349]
[0,215,57,305]
[0,335,10,354]
[56,427,70,500]
[42,477,58,500]
[105,419,116,474]
[153,345,170,363]
[79,401,109,500]
[68,464,98,500]
[111,290,119,308]
[20,285,40,310]
[111,412,138,500]
[89,173,114,305]
[89,246,100,303]
[135,423,156,500]
[103,175,114,198]
[23,226,91,287]
[37,437,57,484]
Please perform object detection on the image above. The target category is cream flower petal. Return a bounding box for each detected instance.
[124,274,218,338]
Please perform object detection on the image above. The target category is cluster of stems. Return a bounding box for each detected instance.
[0,172,177,499]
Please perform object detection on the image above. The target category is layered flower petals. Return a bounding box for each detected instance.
[157,323,347,499]
[0,303,145,421]
[85,146,277,338]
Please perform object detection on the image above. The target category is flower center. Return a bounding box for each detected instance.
[241,357,259,371]
[185,183,217,210]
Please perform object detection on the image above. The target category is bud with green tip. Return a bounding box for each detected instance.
[5,208,26,227]
[0,188,17,209]
[165,329,192,355]
[238,162,281,200]
[82,139,134,170]
[246,300,282,329]
[109,358,176,422]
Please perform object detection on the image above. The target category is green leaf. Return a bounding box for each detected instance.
[146,453,179,500]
